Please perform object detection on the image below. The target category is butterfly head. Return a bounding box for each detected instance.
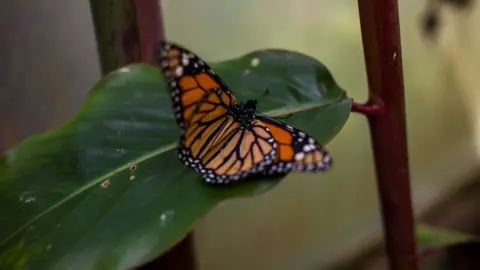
[243,99,258,111]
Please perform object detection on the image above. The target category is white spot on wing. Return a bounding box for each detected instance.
[174,66,183,77]
[295,152,305,161]
[182,56,189,66]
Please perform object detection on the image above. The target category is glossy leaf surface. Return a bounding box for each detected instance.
[0,49,352,269]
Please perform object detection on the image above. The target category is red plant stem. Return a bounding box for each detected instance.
[351,101,383,116]
[90,0,165,73]
[90,1,197,269]
[357,0,418,269]
[133,0,165,66]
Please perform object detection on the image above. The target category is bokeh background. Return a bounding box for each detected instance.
[2,0,480,269]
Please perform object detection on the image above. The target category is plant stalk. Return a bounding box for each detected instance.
[89,0,197,269]
[357,0,418,269]
[89,0,165,74]
[351,101,383,116]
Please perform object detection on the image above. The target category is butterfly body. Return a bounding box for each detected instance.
[156,41,332,184]
[227,100,258,128]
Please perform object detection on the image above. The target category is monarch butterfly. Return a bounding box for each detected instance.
[156,41,332,184]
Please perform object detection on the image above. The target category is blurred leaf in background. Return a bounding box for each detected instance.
[416,225,480,250]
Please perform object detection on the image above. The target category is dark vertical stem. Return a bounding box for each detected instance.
[133,0,165,66]
[357,0,418,269]
[138,235,198,270]
[89,1,197,269]
[89,0,165,74]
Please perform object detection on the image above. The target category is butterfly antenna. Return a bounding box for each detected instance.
[256,111,294,121]
[255,88,295,120]
[256,87,270,103]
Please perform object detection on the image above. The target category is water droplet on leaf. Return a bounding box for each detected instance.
[19,191,37,204]
[159,210,175,227]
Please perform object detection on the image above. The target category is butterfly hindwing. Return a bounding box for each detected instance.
[255,115,332,175]
[177,89,276,184]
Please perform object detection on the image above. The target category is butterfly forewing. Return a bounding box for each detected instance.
[155,41,236,131]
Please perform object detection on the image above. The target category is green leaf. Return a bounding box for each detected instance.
[416,225,480,250]
[0,49,352,269]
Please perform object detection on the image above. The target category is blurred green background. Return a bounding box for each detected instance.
[1,0,479,269]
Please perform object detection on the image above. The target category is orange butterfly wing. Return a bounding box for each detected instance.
[155,41,236,131]
[156,41,277,184]
[179,89,276,183]
[256,115,332,175]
